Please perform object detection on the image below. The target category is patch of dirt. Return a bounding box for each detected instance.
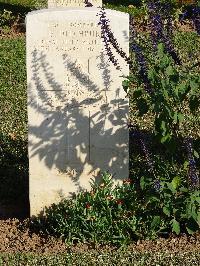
[0,219,67,254]
[0,219,199,254]
[128,234,200,253]
[0,22,25,39]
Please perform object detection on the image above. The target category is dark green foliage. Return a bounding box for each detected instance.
[0,9,15,32]
[31,173,200,246]
[148,43,199,143]
[32,173,138,245]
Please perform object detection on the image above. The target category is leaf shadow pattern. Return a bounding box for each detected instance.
[28,48,129,206]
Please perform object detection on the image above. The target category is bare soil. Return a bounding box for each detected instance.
[0,21,25,39]
[0,219,199,254]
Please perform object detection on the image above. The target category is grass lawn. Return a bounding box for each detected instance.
[0,37,28,207]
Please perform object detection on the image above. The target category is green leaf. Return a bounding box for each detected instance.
[197,212,200,226]
[178,82,188,95]
[151,216,161,229]
[148,196,160,203]
[140,176,145,190]
[193,150,199,159]
[171,176,181,190]
[190,79,199,91]
[195,197,200,204]
[122,80,129,93]
[148,68,157,83]
[160,120,167,134]
[167,183,176,194]
[122,80,129,87]
[186,218,199,234]
[163,206,171,217]
[186,227,196,234]
[173,111,178,124]
[163,87,169,101]
[165,105,173,118]
[183,161,189,170]
[166,65,175,77]
[180,187,188,193]
[178,113,184,123]
[161,134,171,144]
[172,219,180,234]
[157,43,165,57]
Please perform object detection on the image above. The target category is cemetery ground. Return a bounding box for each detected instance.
[0,0,200,265]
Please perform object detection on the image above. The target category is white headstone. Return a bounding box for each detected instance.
[48,0,102,8]
[26,8,129,216]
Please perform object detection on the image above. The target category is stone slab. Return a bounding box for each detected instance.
[26,8,129,216]
[48,0,102,8]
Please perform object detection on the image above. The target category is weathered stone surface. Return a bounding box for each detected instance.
[26,9,129,216]
[48,0,102,8]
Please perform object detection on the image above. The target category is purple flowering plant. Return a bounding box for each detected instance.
[97,1,200,236]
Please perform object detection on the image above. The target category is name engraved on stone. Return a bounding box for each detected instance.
[30,19,107,108]
[38,21,101,53]
[48,0,102,8]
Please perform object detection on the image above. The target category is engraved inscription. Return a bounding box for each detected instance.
[31,19,108,109]
[39,21,101,53]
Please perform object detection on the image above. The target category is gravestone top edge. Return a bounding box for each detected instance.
[25,8,129,19]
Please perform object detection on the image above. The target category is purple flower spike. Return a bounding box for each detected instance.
[154,179,162,192]
[192,7,200,35]
[130,20,153,95]
[148,0,181,65]
[131,126,155,175]
[184,138,199,189]
[98,8,133,70]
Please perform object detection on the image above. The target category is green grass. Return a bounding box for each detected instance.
[0,0,139,9]
[0,0,141,9]
[0,37,28,204]
[0,0,145,17]
[0,251,200,265]
[0,0,46,8]
[0,38,27,140]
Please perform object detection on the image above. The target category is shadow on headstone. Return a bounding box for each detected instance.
[28,49,129,196]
